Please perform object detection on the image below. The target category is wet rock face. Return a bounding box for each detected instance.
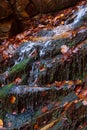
[0,19,13,42]
[0,0,87,130]
[14,0,30,19]
[13,0,78,17]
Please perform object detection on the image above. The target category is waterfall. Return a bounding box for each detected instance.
[54,4,87,35]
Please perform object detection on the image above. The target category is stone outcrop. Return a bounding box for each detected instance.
[32,0,78,13]
[0,0,87,129]
[0,0,12,20]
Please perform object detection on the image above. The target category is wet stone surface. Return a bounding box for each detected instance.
[0,0,87,130]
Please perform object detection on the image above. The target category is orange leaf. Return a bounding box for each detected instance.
[40,66,45,72]
[66,81,74,85]
[55,81,62,87]
[61,21,64,25]
[60,14,64,17]
[75,80,82,85]
[10,96,16,104]
[47,84,51,87]
[14,77,22,84]
[0,119,3,128]
[34,124,39,129]
[42,106,48,113]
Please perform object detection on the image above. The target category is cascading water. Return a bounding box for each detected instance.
[0,1,87,129]
[54,3,87,35]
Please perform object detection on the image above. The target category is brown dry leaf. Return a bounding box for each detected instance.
[74,85,82,93]
[72,31,76,37]
[75,80,82,85]
[3,53,8,60]
[78,88,87,101]
[55,81,62,87]
[40,66,45,72]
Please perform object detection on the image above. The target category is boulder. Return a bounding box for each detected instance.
[32,0,78,13]
[0,19,13,42]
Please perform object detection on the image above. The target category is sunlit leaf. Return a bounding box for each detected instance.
[0,119,3,128]
[14,77,22,84]
[10,96,16,104]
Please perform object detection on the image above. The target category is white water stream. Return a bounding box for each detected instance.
[15,3,87,63]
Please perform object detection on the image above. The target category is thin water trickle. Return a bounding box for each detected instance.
[54,5,87,35]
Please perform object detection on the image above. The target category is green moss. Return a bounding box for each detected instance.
[0,83,13,98]
[9,58,34,77]
[68,42,75,48]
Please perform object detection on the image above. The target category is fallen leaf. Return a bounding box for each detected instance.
[55,81,62,87]
[60,14,64,17]
[14,77,22,84]
[34,124,39,129]
[40,66,45,72]
[75,80,82,85]
[10,96,16,104]
[42,106,48,113]
[0,119,3,128]
[61,21,64,25]
[61,45,69,54]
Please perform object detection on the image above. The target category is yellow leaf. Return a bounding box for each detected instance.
[61,21,64,25]
[60,14,64,17]
[40,119,58,130]
[0,119,3,128]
